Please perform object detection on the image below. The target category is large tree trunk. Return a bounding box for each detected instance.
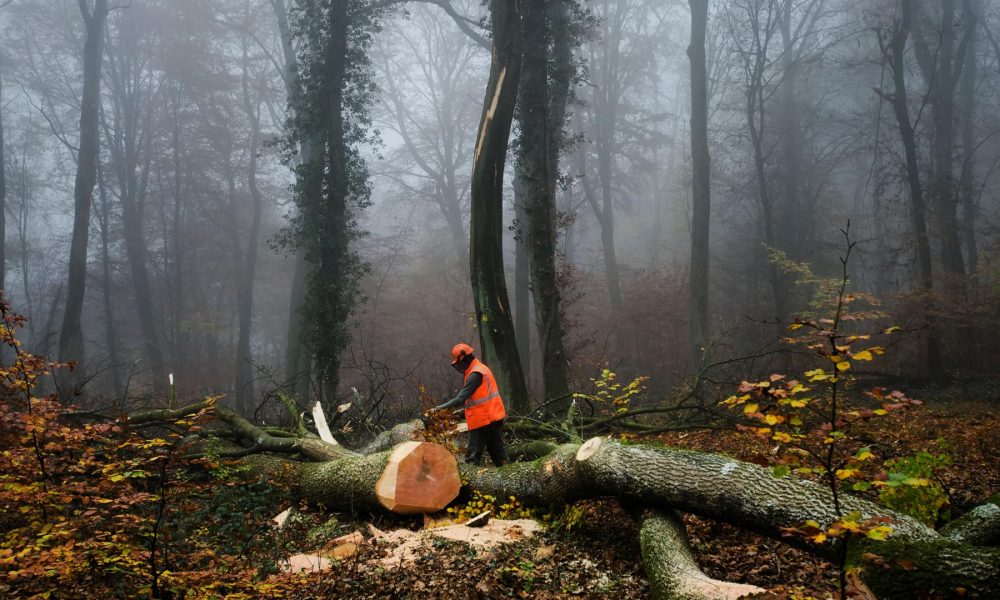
[58,0,109,392]
[687,0,711,368]
[469,0,529,414]
[515,0,571,408]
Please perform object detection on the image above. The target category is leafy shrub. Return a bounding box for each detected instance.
[878,449,952,526]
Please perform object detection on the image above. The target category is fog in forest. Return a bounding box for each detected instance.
[1,0,998,430]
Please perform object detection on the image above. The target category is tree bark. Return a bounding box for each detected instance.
[58,0,109,391]
[687,0,711,368]
[515,0,571,407]
[469,0,529,414]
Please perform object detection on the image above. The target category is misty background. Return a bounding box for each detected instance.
[1,0,998,431]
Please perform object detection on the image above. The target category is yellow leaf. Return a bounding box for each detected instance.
[883,326,901,334]
[866,526,893,541]
[836,468,860,480]
[764,414,784,426]
[836,360,852,371]
[789,323,804,330]
[851,350,873,361]
[804,369,829,382]
[743,403,759,415]
[772,431,793,443]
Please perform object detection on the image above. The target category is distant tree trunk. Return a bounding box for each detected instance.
[959,0,979,279]
[235,48,263,414]
[687,0,711,367]
[778,0,804,258]
[743,12,784,321]
[96,169,123,398]
[273,0,312,403]
[58,0,109,392]
[881,0,943,377]
[469,0,529,414]
[516,0,570,407]
[913,0,971,282]
[0,72,6,291]
[169,86,185,380]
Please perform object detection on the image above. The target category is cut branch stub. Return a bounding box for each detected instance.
[375,441,460,514]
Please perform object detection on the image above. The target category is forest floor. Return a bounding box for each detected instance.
[268,395,1000,599]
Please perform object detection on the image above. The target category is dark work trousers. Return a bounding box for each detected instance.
[466,419,509,466]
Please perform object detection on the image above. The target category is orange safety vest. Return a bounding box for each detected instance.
[463,358,506,430]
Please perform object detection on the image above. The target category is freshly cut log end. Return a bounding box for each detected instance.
[575,436,604,461]
[375,441,460,514]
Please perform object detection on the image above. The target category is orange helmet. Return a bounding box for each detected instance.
[450,343,475,365]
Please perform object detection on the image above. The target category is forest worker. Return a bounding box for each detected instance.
[428,343,509,466]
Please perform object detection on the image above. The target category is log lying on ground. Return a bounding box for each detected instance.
[458,437,999,599]
[636,508,764,600]
[251,441,460,515]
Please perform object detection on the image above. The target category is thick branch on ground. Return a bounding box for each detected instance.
[636,508,764,600]
[213,406,346,461]
[129,399,215,425]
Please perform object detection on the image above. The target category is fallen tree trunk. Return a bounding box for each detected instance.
[458,438,999,598]
[147,403,999,598]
